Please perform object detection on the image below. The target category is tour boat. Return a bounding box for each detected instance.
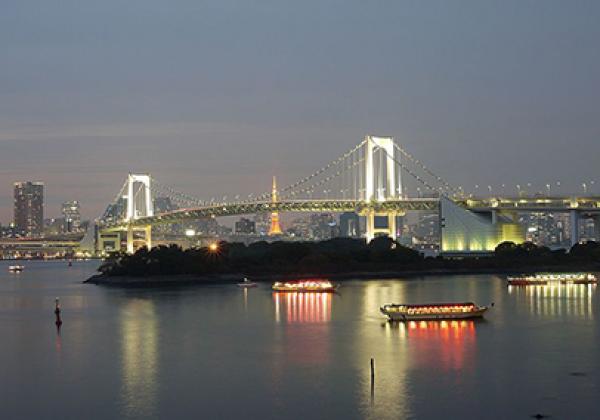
[272,279,339,293]
[507,272,597,286]
[8,265,25,273]
[380,302,490,321]
[237,278,258,288]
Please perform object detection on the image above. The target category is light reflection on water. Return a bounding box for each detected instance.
[120,299,159,418]
[273,292,332,324]
[1,262,599,419]
[508,284,596,319]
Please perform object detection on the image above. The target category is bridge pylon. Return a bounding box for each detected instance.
[363,136,402,241]
[124,174,154,253]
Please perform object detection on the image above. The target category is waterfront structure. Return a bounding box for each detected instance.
[268,176,283,236]
[62,200,81,232]
[14,181,44,237]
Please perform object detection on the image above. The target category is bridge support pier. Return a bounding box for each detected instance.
[125,225,152,254]
[145,225,152,250]
[365,211,398,243]
[126,225,134,254]
[570,210,580,248]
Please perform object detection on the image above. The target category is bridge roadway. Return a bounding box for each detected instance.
[458,196,600,213]
[100,198,440,230]
[0,238,82,251]
[99,196,600,231]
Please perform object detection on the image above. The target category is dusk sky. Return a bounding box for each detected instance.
[1,1,599,223]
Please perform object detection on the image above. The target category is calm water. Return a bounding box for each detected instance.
[0,261,598,420]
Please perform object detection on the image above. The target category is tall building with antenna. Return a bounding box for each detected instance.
[268,176,283,236]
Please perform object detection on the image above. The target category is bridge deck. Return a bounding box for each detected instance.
[99,196,600,231]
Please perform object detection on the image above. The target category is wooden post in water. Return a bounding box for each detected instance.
[370,357,375,404]
[370,358,375,380]
[54,297,62,332]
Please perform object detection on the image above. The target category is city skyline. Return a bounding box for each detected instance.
[2,1,600,222]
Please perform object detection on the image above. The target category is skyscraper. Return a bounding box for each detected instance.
[62,200,81,232]
[14,181,44,237]
[339,212,360,237]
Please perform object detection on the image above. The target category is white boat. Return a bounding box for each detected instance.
[237,278,257,288]
[8,265,25,273]
[507,272,597,286]
[380,302,490,321]
[272,279,339,292]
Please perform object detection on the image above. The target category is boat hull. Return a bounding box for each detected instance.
[272,286,338,293]
[381,307,488,321]
[508,280,548,286]
[507,273,597,286]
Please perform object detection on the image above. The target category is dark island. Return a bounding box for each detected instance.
[85,237,600,285]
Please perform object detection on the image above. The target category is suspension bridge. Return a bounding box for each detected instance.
[94,135,600,255]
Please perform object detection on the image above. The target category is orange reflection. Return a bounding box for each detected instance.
[400,320,477,372]
[273,292,332,324]
[272,292,333,366]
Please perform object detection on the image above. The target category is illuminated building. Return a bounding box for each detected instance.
[62,200,81,232]
[14,181,44,237]
[440,197,524,254]
[268,176,282,235]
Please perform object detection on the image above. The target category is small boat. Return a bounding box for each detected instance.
[272,279,339,293]
[8,265,25,273]
[380,302,490,321]
[507,272,597,286]
[237,278,257,288]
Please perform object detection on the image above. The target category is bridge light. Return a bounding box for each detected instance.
[209,242,219,252]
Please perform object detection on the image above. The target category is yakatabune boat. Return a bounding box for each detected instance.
[380,302,489,321]
[8,265,25,273]
[507,272,597,286]
[272,279,339,292]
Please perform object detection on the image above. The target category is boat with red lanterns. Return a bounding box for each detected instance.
[272,279,339,293]
[380,302,490,321]
[507,272,597,286]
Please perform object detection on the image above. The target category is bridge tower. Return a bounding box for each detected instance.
[363,136,401,242]
[268,176,283,236]
[124,174,154,253]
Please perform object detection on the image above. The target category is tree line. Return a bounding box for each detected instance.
[99,238,600,277]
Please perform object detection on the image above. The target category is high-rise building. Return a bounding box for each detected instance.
[339,212,360,237]
[14,181,44,237]
[254,213,271,236]
[235,217,256,235]
[62,200,81,232]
